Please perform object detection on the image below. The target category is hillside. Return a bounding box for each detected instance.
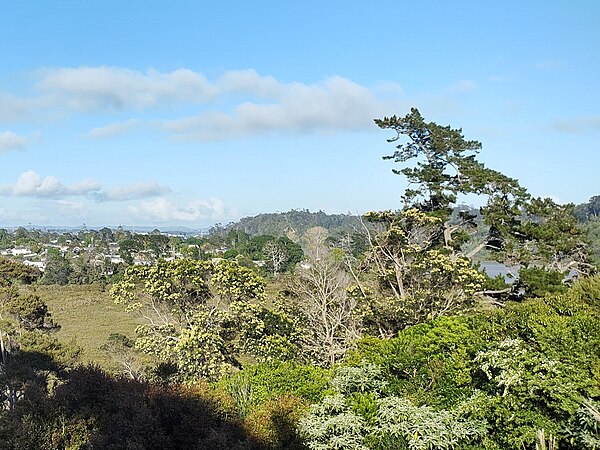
[219,209,364,238]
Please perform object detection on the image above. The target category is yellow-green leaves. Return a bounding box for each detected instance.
[111,258,294,381]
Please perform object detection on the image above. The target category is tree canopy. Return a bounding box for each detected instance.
[368,109,592,315]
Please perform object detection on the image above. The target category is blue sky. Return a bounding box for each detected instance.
[1,1,599,228]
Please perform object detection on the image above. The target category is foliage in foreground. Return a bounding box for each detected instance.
[299,364,486,450]
[0,277,599,449]
[333,276,600,449]
[0,363,285,449]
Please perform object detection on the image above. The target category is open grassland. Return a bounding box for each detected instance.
[32,284,142,370]
[29,280,287,371]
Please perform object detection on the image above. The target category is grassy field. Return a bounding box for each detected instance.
[27,280,287,372]
[31,283,142,370]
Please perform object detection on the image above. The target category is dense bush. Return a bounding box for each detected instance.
[517,266,568,297]
[0,270,598,449]
[299,364,487,450]
[218,361,332,416]
[347,315,487,407]
[338,284,600,449]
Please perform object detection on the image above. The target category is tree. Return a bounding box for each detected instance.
[363,209,484,335]
[375,108,527,250]
[118,237,142,265]
[274,236,304,272]
[0,286,77,412]
[0,258,41,286]
[288,227,362,366]
[367,108,591,322]
[1,290,59,333]
[41,248,72,285]
[225,234,304,275]
[97,227,115,242]
[145,232,171,259]
[111,259,296,381]
[518,197,591,273]
[575,195,600,221]
[100,333,144,380]
[263,241,288,276]
[112,259,229,381]
[0,229,10,249]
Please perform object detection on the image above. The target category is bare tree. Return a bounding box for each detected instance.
[263,240,288,276]
[302,226,329,260]
[290,228,361,366]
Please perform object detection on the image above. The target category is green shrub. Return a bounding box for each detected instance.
[218,361,332,416]
[569,274,600,308]
[518,266,568,298]
[341,285,600,449]
[299,365,487,450]
[347,315,486,407]
[0,257,41,285]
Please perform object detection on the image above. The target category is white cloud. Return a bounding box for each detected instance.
[35,67,403,130]
[0,131,29,152]
[0,93,53,122]
[550,116,600,134]
[129,197,227,222]
[86,119,142,139]
[216,69,282,98]
[0,171,172,203]
[36,66,218,110]
[164,76,403,141]
[35,67,290,112]
[1,66,407,140]
[94,181,170,202]
[0,171,101,198]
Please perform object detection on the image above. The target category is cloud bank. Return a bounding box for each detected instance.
[36,67,217,110]
[164,76,393,141]
[0,171,169,202]
[129,197,228,222]
[93,181,171,202]
[0,171,100,198]
[0,66,406,141]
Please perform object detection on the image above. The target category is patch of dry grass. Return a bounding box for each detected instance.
[31,284,142,369]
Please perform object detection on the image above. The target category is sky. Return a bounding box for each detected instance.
[0,1,599,228]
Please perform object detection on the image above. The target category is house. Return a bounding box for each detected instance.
[23,260,46,271]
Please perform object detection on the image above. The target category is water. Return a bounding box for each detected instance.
[478,261,520,282]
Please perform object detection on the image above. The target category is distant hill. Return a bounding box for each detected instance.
[218,206,484,240]
[219,210,363,238]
